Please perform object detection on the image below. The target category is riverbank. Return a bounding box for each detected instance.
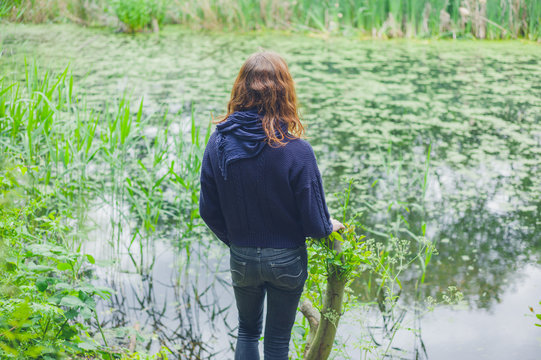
[1,0,541,40]
[1,23,540,359]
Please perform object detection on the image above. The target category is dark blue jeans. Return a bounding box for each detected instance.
[230,244,308,360]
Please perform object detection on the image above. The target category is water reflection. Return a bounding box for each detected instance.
[1,24,540,358]
[85,202,235,357]
[340,263,541,360]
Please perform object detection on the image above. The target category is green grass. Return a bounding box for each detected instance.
[0,59,206,358]
[2,0,540,39]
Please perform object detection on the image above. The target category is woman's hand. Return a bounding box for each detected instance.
[331,218,345,232]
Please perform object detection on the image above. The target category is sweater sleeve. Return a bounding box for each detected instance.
[292,144,333,239]
[199,141,230,246]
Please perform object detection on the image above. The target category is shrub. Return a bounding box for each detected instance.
[110,0,166,32]
[0,166,112,358]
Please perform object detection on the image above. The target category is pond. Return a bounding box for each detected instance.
[1,24,540,359]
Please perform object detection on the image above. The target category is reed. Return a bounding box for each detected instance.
[293,138,443,359]
[3,0,539,39]
[172,0,541,39]
[0,59,210,357]
[1,59,208,265]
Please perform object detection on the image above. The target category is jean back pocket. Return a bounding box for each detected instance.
[230,255,247,286]
[270,255,306,290]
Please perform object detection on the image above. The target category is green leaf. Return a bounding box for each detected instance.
[27,264,55,273]
[83,296,96,310]
[78,289,90,302]
[55,282,71,291]
[24,345,45,358]
[59,325,77,340]
[59,295,85,308]
[77,339,98,350]
[36,277,49,292]
[85,254,95,264]
[0,343,17,356]
[5,256,18,270]
[65,308,79,320]
[79,307,93,320]
[57,262,71,271]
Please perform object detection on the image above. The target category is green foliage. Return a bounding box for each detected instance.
[532,302,541,327]
[0,170,111,358]
[0,0,76,23]
[304,177,437,312]
[296,146,455,358]
[2,0,540,39]
[0,1,13,19]
[0,58,208,356]
[174,0,541,39]
[110,0,166,32]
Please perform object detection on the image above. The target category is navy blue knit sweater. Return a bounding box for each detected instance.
[199,129,333,248]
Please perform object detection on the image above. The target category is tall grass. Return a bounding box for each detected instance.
[0,60,109,358]
[1,59,206,233]
[0,0,93,23]
[296,144,440,359]
[0,60,209,356]
[2,0,540,39]
[176,0,541,39]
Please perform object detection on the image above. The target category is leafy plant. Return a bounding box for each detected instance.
[110,0,166,32]
[1,59,210,357]
[0,169,112,358]
[297,145,441,359]
[530,302,541,327]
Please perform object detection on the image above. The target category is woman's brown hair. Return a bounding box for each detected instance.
[217,51,304,146]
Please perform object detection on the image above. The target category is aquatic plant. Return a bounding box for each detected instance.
[0,58,209,357]
[165,0,541,39]
[0,59,112,357]
[2,0,540,39]
[297,143,442,359]
[531,302,541,327]
[0,163,112,358]
[110,0,166,32]
[2,25,539,357]
[0,0,95,24]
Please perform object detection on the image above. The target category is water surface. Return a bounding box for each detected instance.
[1,24,540,359]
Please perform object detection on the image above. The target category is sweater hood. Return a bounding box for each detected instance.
[215,109,285,180]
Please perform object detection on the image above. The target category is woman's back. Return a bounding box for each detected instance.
[198,50,343,360]
[200,129,332,249]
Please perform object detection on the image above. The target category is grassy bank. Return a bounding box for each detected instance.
[1,0,540,39]
[0,59,448,359]
[0,57,207,357]
[2,23,538,358]
[0,64,111,358]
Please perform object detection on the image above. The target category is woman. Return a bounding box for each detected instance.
[199,51,344,360]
